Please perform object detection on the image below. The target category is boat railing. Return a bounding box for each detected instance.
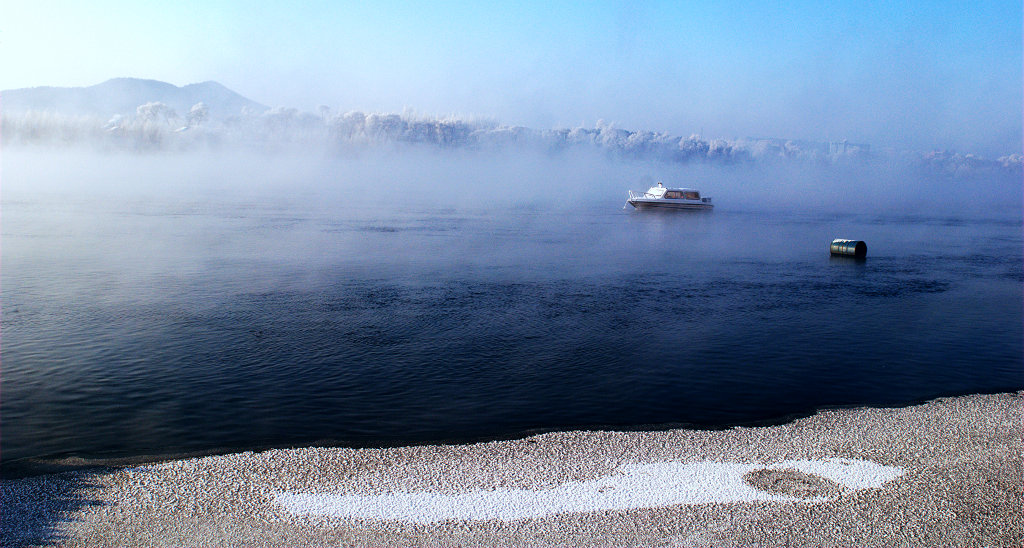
[628,190,652,201]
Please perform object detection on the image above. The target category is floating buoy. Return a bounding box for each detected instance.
[830,239,867,258]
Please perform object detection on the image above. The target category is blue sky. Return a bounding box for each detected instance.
[1,0,1020,155]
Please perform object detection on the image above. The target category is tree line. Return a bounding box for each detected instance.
[3,101,1020,175]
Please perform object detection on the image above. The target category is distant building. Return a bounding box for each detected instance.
[827,139,870,155]
[745,137,870,157]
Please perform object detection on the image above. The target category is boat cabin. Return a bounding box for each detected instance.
[664,189,701,200]
[644,183,701,201]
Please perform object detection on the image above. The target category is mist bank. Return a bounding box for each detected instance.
[3,106,1021,179]
[5,146,1021,222]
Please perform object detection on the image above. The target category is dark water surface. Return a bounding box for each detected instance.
[3,186,1022,468]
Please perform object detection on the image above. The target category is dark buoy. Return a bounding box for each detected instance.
[830,239,867,258]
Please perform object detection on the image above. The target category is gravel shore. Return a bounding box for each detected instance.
[3,391,1021,546]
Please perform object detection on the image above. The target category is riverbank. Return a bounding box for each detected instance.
[2,391,1021,546]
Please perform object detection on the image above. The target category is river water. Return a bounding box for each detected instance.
[3,152,1021,468]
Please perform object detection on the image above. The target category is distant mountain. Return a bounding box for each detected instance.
[1,78,268,121]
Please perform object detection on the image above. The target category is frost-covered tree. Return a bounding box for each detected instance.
[104,114,124,131]
[363,113,404,141]
[136,102,179,126]
[187,103,209,128]
[997,154,1022,169]
[706,138,733,159]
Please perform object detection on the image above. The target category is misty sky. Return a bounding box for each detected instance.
[1,0,1020,156]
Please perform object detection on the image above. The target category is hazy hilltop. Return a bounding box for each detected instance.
[1,78,268,121]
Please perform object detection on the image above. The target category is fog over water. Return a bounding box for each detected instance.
[9,146,1021,214]
[2,147,1021,468]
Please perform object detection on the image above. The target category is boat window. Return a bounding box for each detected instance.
[683,191,700,200]
[665,191,681,199]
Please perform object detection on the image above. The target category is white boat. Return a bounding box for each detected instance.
[625,182,713,210]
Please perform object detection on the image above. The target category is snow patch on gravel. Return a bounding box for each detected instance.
[275,458,903,523]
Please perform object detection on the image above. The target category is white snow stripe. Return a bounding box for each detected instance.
[275,458,903,524]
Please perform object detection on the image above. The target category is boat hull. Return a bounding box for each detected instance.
[628,199,713,211]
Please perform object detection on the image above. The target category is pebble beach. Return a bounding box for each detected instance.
[3,391,1021,546]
